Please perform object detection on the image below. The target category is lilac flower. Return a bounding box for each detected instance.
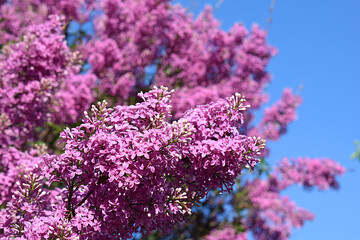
[204,226,247,240]
[38,87,264,239]
[0,0,96,44]
[244,157,345,240]
[0,16,95,148]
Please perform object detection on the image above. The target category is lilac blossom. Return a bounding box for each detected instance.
[204,226,247,240]
[53,72,97,125]
[274,157,346,190]
[87,1,275,119]
[244,157,345,240]
[0,173,79,239]
[249,88,302,141]
[0,16,95,148]
[0,0,96,45]
[0,146,44,206]
[0,1,347,239]
[245,178,315,240]
[36,87,265,239]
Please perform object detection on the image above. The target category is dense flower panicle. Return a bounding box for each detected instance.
[0,147,92,239]
[274,157,346,190]
[87,1,275,118]
[245,178,315,240]
[0,146,44,206]
[244,157,344,240]
[249,88,302,141]
[53,72,97,125]
[0,16,75,147]
[0,172,80,239]
[86,38,136,104]
[0,0,96,44]
[0,15,79,84]
[0,16,95,147]
[0,147,68,239]
[1,172,47,237]
[39,87,265,239]
[203,226,247,240]
[86,0,172,102]
[0,1,347,239]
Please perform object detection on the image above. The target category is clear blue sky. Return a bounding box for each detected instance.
[176,0,360,239]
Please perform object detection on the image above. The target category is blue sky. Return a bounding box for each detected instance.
[177,0,360,239]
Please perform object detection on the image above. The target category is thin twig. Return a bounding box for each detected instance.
[77,189,94,207]
[215,0,224,10]
[266,0,277,31]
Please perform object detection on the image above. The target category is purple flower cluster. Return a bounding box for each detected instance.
[0,1,346,239]
[1,171,78,239]
[0,16,95,148]
[243,157,345,240]
[245,178,315,240]
[1,87,265,239]
[0,146,44,206]
[0,0,96,45]
[53,73,97,125]
[87,1,275,118]
[204,226,247,240]
[250,88,302,141]
[274,157,346,190]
